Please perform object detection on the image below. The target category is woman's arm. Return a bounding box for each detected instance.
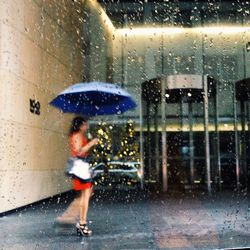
[72,134,98,155]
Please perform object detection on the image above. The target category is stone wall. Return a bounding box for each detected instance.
[0,0,84,213]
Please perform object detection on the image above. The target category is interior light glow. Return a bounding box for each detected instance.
[134,123,245,132]
[116,27,183,36]
[196,26,250,34]
[115,26,250,37]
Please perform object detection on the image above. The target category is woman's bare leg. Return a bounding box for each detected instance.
[79,187,92,224]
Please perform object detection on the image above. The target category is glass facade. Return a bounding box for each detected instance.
[96,0,250,192]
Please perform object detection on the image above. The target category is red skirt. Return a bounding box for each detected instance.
[72,178,93,190]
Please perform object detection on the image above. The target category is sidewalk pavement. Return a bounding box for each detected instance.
[0,189,249,250]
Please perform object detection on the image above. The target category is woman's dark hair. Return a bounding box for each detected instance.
[69,116,88,135]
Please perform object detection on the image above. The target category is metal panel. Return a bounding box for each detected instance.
[163,74,203,89]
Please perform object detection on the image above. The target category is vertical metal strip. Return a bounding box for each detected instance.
[180,99,184,131]
[161,26,167,192]
[204,75,211,194]
[215,80,221,191]
[188,102,194,184]
[154,104,160,183]
[247,102,250,188]
[241,101,247,187]
[161,79,168,192]
[241,101,247,188]
[233,83,240,190]
[140,90,144,190]
[146,102,151,181]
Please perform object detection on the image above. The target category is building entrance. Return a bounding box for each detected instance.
[141,75,220,194]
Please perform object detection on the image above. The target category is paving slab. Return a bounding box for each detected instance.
[0,189,249,250]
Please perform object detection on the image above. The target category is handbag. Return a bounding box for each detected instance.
[65,157,93,182]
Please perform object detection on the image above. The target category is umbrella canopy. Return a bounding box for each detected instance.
[49,82,136,116]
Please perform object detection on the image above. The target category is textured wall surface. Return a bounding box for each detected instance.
[0,0,86,213]
[0,0,114,213]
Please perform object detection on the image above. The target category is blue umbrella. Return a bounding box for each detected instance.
[49,82,136,116]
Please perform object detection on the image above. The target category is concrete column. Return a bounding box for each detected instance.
[87,1,114,82]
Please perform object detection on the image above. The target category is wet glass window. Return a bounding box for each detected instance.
[1,0,250,249]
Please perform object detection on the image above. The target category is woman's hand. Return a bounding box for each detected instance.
[89,138,99,147]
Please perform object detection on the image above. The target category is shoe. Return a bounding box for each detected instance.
[76,222,92,237]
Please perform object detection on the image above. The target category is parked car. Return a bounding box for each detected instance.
[92,161,142,189]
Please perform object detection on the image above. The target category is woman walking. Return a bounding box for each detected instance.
[69,116,99,236]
